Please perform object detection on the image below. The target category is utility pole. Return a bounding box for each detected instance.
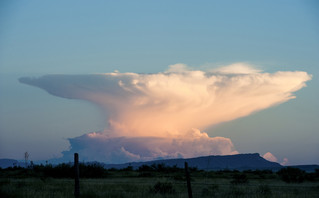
[185,162,193,198]
[74,153,80,198]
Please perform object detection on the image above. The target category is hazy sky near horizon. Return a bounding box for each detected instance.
[0,0,318,165]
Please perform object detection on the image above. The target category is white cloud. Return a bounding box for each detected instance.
[211,63,262,74]
[166,63,190,73]
[60,129,238,163]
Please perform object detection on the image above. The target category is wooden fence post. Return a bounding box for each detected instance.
[74,153,80,198]
[185,162,193,198]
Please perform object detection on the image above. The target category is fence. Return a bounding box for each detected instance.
[71,153,319,198]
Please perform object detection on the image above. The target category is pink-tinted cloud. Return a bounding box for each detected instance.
[263,152,289,166]
[281,158,289,166]
[19,63,311,163]
[263,152,278,162]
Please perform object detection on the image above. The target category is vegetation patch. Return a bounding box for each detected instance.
[149,181,176,194]
[0,164,319,197]
[277,167,305,183]
[230,173,248,184]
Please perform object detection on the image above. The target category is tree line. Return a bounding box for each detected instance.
[1,162,318,183]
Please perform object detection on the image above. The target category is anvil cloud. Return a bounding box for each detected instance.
[19,63,311,163]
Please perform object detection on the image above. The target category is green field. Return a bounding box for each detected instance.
[1,165,318,198]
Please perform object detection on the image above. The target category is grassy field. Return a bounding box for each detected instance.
[1,172,319,198]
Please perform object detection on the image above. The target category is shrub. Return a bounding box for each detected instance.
[79,163,107,178]
[138,172,153,177]
[149,181,175,194]
[138,165,153,172]
[80,190,98,198]
[201,184,219,197]
[305,172,316,182]
[256,184,272,197]
[230,173,248,184]
[277,167,305,183]
[173,174,185,181]
[121,166,133,171]
[228,186,245,197]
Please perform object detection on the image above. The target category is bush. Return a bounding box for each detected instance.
[149,181,175,194]
[138,165,153,172]
[121,166,133,171]
[138,172,154,177]
[228,186,245,196]
[230,173,248,184]
[79,163,107,178]
[305,172,316,182]
[256,184,272,197]
[6,163,108,179]
[137,165,154,177]
[201,184,219,197]
[277,167,305,183]
[80,190,98,198]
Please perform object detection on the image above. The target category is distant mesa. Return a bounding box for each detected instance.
[104,153,283,171]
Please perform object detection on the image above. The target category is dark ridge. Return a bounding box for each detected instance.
[104,153,283,171]
[0,159,19,168]
[287,165,319,172]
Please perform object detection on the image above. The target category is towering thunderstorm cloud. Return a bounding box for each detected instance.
[19,63,311,163]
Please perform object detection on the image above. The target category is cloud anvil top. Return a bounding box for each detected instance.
[19,64,311,163]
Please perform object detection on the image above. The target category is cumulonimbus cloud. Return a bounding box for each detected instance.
[19,63,311,163]
[263,152,290,165]
[262,152,278,162]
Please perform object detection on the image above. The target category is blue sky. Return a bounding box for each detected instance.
[0,0,318,164]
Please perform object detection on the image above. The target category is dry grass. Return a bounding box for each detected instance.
[1,176,318,198]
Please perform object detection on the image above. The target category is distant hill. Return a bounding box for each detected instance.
[0,159,19,168]
[287,165,319,172]
[103,153,283,171]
